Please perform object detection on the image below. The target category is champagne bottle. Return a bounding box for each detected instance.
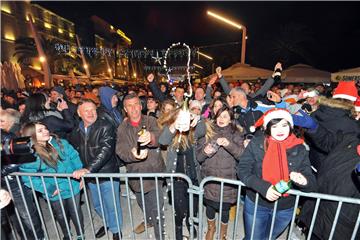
[273,180,292,194]
[273,66,282,84]
[137,125,147,155]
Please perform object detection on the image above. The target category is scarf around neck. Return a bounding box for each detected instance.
[262,134,304,186]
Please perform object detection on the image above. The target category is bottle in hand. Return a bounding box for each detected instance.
[273,180,292,194]
[137,125,147,155]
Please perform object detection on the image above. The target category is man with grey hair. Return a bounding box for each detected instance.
[116,93,165,239]
[228,86,286,135]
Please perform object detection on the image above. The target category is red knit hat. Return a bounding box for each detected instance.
[333,81,358,102]
[250,108,293,132]
[355,97,360,112]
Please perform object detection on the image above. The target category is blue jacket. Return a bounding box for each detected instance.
[19,138,83,201]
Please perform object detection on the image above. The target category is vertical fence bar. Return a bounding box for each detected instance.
[217,181,225,240]
[287,195,300,240]
[4,177,28,240]
[40,176,61,240]
[188,182,194,240]
[351,210,360,240]
[54,176,72,238]
[124,177,135,240]
[95,177,109,239]
[82,177,96,239]
[306,198,321,240]
[197,185,205,240]
[250,193,259,240]
[268,200,278,240]
[139,176,149,238]
[328,201,343,240]
[28,176,49,240]
[110,177,121,236]
[16,176,38,240]
[67,176,84,239]
[232,185,242,240]
[155,177,163,240]
[170,176,176,240]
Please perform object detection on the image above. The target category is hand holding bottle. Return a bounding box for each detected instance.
[132,148,148,160]
[138,130,151,146]
[289,172,308,186]
[266,186,282,201]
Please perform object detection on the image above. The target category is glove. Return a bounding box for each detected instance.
[292,109,318,131]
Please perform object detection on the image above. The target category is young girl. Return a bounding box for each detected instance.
[238,109,316,240]
[197,105,245,240]
[19,122,84,240]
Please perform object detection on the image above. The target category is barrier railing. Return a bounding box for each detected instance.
[197,176,360,240]
[2,172,194,240]
[2,173,360,240]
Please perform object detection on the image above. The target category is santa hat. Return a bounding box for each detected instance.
[250,108,293,132]
[333,81,358,102]
[355,97,360,112]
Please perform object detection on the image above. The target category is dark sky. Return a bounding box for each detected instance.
[37,1,360,73]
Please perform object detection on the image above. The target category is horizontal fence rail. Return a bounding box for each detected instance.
[1,173,359,240]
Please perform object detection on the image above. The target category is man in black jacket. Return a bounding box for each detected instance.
[69,99,122,240]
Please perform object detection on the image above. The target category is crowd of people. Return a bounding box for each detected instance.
[1,62,360,240]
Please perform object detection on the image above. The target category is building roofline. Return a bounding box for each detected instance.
[31,3,75,26]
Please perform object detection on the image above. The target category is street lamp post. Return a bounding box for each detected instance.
[207,10,247,64]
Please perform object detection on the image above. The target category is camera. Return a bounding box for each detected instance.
[57,98,63,103]
[1,136,34,156]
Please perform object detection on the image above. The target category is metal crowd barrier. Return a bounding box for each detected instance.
[1,173,360,240]
[1,172,195,240]
[197,176,360,240]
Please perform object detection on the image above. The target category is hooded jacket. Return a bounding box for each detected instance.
[299,124,360,240]
[308,97,359,170]
[99,87,123,126]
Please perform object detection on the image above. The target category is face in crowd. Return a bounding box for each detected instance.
[34,123,51,143]
[195,88,205,101]
[147,98,158,112]
[77,101,98,127]
[124,96,142,122]
[216,110,231,128]
[213,99,223,116]
[174,87,185,102]
[269,119,291,141]
[50,90,62,103]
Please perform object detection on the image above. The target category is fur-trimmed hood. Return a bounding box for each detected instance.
[312,96,359,134]
[318,96,354,112]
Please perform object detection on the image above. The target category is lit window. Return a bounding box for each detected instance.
[4,32,15,41]
[44,23,51,29]
[1,5,11,14]
[69,33,74,38]
[58,28,63,34]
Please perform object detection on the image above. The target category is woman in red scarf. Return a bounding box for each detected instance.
[238,109,316,240]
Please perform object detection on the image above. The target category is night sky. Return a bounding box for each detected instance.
[37,1,360,73]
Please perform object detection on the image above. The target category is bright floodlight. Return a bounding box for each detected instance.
[207,11,242,30]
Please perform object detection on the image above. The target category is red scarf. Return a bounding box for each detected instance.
[262,134,304,186]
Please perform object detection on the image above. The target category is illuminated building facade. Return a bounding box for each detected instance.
[1,1,76,63]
